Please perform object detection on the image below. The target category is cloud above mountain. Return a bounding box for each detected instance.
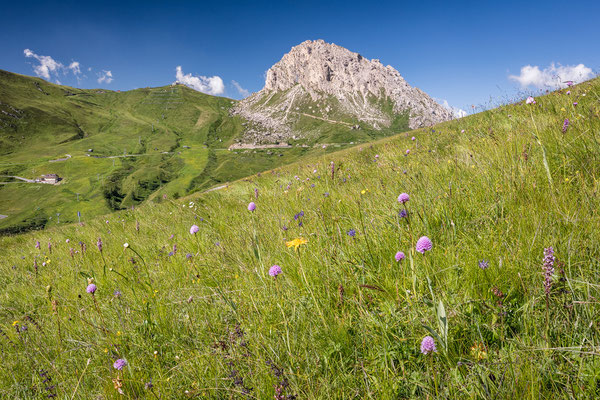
[509,63,594,89]
[23,49,65,80]
[23,48,113,85]
[175,66,224,95]
[97,70,113,84]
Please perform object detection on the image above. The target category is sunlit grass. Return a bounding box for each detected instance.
[1,79,599,398]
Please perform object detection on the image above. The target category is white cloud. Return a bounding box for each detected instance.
[24,49,88,86]
[23,48,64,80]
[68,61,81,75]
[175,66,224,95]
[231,80,250,97]
[97,70,113,84]
[440,99,467,119]
[509,63,594,89]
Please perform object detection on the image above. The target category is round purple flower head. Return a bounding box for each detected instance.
[189,224,199,234]
[397,193,410,204]
[420,336,437,355]
[526,96,536,104]
[395,251,406,262]
[269,265,282,277]
[86,283,97,294]
[411,136,416,141]
[113,358,127,370]
[347,229,356,237]
[405,149,410,155]
[416,236,433,254]
[248,202,256,212]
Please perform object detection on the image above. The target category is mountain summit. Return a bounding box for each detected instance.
[233,39,452,144]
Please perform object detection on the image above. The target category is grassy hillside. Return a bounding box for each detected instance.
[1,71,405,234]
[1,78,599,398]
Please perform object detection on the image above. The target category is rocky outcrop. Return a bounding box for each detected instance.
[233,39,452,143]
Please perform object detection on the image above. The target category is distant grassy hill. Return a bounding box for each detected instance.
[0,70,410,234]
[0,78,598,398]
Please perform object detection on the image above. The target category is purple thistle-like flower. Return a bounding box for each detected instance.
[86,284,97,294]
[248,202,256,212]
[573,102,578,106]
[562,118,569,133]
[411,136,416,141]
[405,149,410,155]
[398,209,408,219]
[97,238,103,252]
[416,236,433,254]
[189,225,199,234]
[395,251,406,262]
[479,259,489,270]
[543,247,555,296]
[420,336,437,355]
[269,265,282,277]
[113,358,127,370]
[347,229,356,237]
[566,80,573,87]
[397,193,410,204]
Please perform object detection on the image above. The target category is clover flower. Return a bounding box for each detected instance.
[397,193,410,204]
[113,359,127,370]
[269,265,282,277]
[395,251,406,262]
[86,284,97,294]
[248,202,256,211]
[189,225,199,234]
[416,236,433,254]
[420,336,437,355]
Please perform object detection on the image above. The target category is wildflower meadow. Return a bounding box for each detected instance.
[1,79,600,398]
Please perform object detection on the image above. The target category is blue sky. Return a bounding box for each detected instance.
[1,0,598,114]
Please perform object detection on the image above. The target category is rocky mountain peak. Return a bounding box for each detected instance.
[233,40,453,144]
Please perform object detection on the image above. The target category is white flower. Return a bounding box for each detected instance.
[123,243,129,248]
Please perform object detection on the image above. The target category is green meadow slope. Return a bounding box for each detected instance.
[1,78,599,398]
[0,70,408,234]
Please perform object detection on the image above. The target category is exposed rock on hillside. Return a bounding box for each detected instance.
[233,39,452,144]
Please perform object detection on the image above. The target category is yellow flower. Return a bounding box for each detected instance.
[560,107,566,112]
[12,320,19,326]
[470,342,488,360]
[286,237,308,250]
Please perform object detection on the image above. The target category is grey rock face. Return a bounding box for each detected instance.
[233,39,452,143]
